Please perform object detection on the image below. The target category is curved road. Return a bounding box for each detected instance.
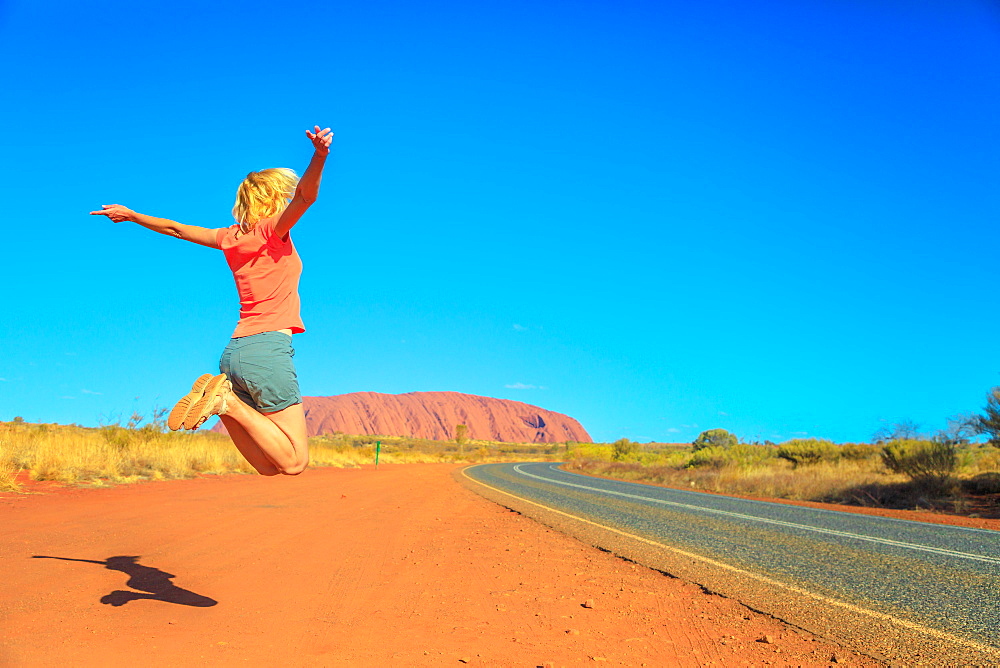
[464,462,1000,663]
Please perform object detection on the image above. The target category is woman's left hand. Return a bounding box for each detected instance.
[306,126,334,155]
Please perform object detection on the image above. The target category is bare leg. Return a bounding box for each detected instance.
[262,403,311,472]
[219,414,281,476]
[219,395,310,475]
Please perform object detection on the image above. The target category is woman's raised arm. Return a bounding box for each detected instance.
[90,204,221,249]
[273,126,333,238]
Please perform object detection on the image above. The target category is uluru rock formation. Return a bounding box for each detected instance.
[213,391,591,443]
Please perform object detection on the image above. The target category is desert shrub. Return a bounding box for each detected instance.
[936,413,980,445]
[692,429,737,452]
[962,472,1000,495]
[100,410,166,451]
[971,447,1000,474]
[565,442,613,462]
[726,443,775,468]
[686,442,773,469]
[776,439,840,467]
[827,477,960,510]
[840,442,878,461]
[0,444,19,492]
[975,387,1000,447]
[649,449,693,468]
[611,438,639,461]
[880,439,956,482]
[688,445,731,469]
[100,425,143,450]
[872,420,922,444]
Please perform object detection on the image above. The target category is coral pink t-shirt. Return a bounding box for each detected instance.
[216,219,305,338]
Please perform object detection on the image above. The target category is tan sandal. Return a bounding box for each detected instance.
[167,373,214,431]
[182,374,232,430]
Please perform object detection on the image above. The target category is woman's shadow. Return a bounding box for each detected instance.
[32,555,217,607]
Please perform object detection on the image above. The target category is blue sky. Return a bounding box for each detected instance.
[1,0,997,443]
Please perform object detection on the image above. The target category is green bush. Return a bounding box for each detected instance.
[688,445,731,469]
[880,439,956,482]
[776,439,839,467]
[686,443,773,469]
[692,429,737,452]
[840,442,878,461]
[726,443,775,468]
[565,442,613,461]
[611,438,639,461]
[648,449,695,468]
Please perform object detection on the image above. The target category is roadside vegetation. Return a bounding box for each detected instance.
[566,438,1000,514]
[564,388,1000,517]
[0,413,563,492]
[565,437,1000,516]
[6,386,999,517]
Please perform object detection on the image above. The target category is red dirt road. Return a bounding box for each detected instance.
[1,465,878,667]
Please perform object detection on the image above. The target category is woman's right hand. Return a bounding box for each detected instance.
[306,126,333,155]
[89,204,136,223]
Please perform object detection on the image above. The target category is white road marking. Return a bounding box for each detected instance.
[511,464,1000,565]
[463,465,1000,659]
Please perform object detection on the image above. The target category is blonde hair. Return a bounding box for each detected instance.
[232,168,299,232]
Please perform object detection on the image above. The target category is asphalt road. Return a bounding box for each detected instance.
[463,462,1000,663]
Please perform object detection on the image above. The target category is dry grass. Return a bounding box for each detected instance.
[0,421,563,491]
[565,441,1000,514]
[307,432,566,469]
[1,422,255,487]
[567,457,890,502]
[0,453,20,492]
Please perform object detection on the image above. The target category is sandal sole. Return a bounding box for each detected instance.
[167,373,215,431]
[183,374,231,430]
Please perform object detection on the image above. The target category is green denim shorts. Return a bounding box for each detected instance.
[219,331,301,413]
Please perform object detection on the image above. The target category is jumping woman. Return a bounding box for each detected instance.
[91,125,334,476]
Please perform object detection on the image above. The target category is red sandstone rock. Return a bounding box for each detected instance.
[212,391,592,443]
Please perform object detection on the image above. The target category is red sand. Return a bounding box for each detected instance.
[1,464,889,666]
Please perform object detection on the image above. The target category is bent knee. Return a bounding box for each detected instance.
[280,461,309,476]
